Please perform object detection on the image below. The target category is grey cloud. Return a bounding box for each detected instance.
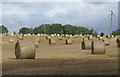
[2,2,118,34]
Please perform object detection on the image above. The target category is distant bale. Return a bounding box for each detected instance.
[65,34,69,37]
[96,35,100,38]
[88,35,93,40]
[103,39,110,46]
[49,39,56,45]
[98,37,104,40]
[46,36,51,40]
[58,36,62,40]
[9,38,14,43]
[17,35,24,40]
[91,40,105,54]
[37,34,40,36]
[66,38,73,45]
[15,40,35,59]
[82,40,92,50]
[83,36,89,41]
[116,36,120,47]
[74,35,78,38]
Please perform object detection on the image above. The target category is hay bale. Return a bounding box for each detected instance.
[17,35,24,40]
[66,38,72,45]
[49,39,56,44]
[46,36,50,40]
[36,38,41,43]
[103,39,110,46]
[74,35,78,38]
[117,36,120,47]
[33,40,39,48]
[88,35,92,40]
[91,40,105,54]
[58,36,62,40]
[65,34,69,37]
[9,38,14,43]
[82,40,92,50]
[15,40,35,59]
[98,37,104,40]
[83,36,89,41]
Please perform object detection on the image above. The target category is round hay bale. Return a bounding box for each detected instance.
[57,34,60,36]
[33,40,39,48]
[9,38,14,43]
[66,38,72,45]
[96,35,100,38]
[83,36,89,41]
[15,40,35,59]
[74,35,78,38]
[46,36,50,40]
[82,40,92,50]
[88,35,92,40]
[49,39,56,44]
[65,34,69,37]
[103,39,110,46]
[36,38,41,43]
[98,37,103,40]
[91,40,105,54]
[58,36,62,40]
[116,36,120,47]
[17,35,24,40]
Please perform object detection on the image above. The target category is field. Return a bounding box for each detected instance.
[1,34,118,75]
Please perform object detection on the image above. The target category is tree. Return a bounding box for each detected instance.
[100,32,104,36]
[0,25,9,33]
[19,27,34,34]
[14,31,16,34]
[33,23,98,36]
[50,24,63,34]
[63,24,74,34]
[112,29,120,35]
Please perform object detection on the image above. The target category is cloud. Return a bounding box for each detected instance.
[45,7,68,18]
[2,2,118,34]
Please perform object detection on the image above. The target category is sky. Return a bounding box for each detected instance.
[1,2,118,34]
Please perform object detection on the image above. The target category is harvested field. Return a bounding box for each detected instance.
[2,35,118,75]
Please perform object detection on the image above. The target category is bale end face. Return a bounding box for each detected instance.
[15,40,35,59]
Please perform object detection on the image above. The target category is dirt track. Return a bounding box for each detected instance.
[2,35,118,75]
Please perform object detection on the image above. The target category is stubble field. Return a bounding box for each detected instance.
[1,35,118,75]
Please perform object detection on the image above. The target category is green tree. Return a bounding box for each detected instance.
[0,25,9,33]
[112,29,120,35]
[100,32,104,36]
[33,23,98,36]
[63,24,74,35]
[19,27,34,34]
[50,24,63,34]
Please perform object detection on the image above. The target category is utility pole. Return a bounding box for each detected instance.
[108,10,115,35]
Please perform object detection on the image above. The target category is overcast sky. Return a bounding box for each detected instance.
[1,2,118,34]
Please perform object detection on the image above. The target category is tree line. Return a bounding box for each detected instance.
[0,24,120,36]
[19,24,98,36]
